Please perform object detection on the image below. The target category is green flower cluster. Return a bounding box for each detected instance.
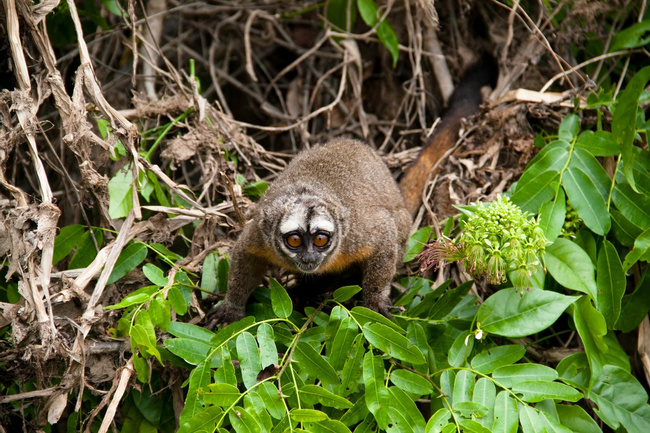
[419,196,547,287]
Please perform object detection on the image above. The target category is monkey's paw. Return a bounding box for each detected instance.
[363,296,393,320]
[204,301,245,330]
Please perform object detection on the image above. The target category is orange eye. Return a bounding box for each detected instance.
[286,234,302,248]
[313,234,329,248]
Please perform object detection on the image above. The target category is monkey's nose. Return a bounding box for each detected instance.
[302,252,320,264]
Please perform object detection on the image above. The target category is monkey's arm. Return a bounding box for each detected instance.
[360,245,398,318]
[205,223,268,327]
[356,210,404,318]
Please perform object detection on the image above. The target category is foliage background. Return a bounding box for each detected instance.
[1,0,650,432]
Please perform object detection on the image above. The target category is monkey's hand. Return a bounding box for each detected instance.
[204,301,246,329]
[363,294,393,320]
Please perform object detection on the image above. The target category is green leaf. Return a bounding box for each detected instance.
[230,406,268,432]
[545,238,597,299]
[107,242,148,285]
[538,189,566,243]
[452,370,475,406]
[611,20,650,50]
[328,317,359,371]
[201,252,219,294]
[242,180,268,199]
[472,378,496,429]
[104,285,156,309]
[257,323,278,369]
[108,164,134,219]
[168,285,188,316]
[350,306,405,334]
[492,391,518,433]
[180,360,212,425]
[589,365,650,433]
[448,330,473,367]
[454,402,488,419]
[69,228,103,269]
[376,20,399,67]
[357,0,378,24]
[142,263,168,287]
[53,224,86,265]
[613,66,650,190]
[611,209,643,246]
[513,140,569,213]
[387,386,426,432]
[518,140,570,190]
[294,342,339,387]
[518,405,545,433]
[164,338,211,365]
[405,279,450,316]
[623,228,650,270]
[570,148,612,199]
[616,268,650,332]
[356,0,399,66]
[149,298,171,330]
[290,408,328,422]
[362,352,389,429]
[217,257,230,293]
[596,240,625,328]
[389,370,433,396]
[470,345,525,374]
[492,364,558,388]
[258,382,285,420]
[300,385,353,409]
[211,316,255,347]
[477,287,578,338]
[537,404,574,433]
[459,419,491,433]
[333,285,362,302]
[576,130,619,156]
[362,323,425,364]
[511,169,559,213]
[556,353,590,392]
[314,419,353,433]
[339,398,370,427]
[269,278,292,318]
[558,114,580,142]
[132,352,149,383]
[177,406,222,433]
[404,226,432,262]
[562,166,611,235]
[236,331,261,389]
[428,280,473,320]
[339,334,365,396]
[426,408,451,433]
[406,322,434,374]
[556,404,603,433]
[167,321,216,343]
[612,183,650,227]
[512,381,582,403]
[326,0,357,32]
[573,296,607,385]
[204,383,241,406]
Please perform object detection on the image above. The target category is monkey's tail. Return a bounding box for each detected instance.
[400,55,498,216]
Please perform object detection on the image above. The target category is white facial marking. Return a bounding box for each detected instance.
[280,209,306,235]
[309,217,334,233]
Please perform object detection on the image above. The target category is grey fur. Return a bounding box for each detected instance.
[207,138,412,325]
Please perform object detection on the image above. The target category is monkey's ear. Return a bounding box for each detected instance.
[258,206,275,233]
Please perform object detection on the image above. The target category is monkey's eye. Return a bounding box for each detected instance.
[285,234,302,249]
[313,233,330,248]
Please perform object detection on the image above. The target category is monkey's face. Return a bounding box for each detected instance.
[260,194,344,274]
